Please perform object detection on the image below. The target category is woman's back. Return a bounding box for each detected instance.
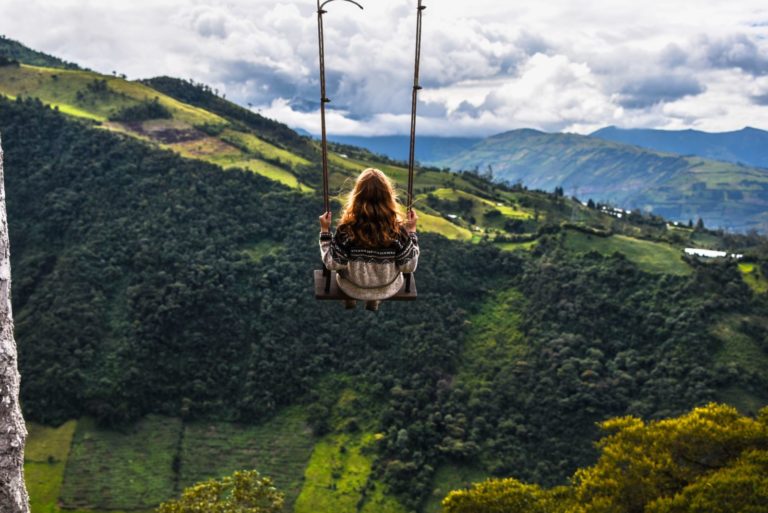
[319,168,419,306]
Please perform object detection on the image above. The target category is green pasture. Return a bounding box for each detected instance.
[180,407,315,509]
[294,432,405,513]
[424,465,488,513]
[496,239,538,252]
[25,421,77,513]
[459,289,528,387]
[60,416,181,511]
[0,64,223,126]
[563,230,691,275]
[417,210,473,240]
[222,129,311,168]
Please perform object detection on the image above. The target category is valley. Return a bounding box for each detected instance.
[1,37,767,513]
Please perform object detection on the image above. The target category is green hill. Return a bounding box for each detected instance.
[439,129,768,233]
[1,36,767,513]
[0,35,81,70]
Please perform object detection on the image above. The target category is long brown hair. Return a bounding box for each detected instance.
[338,168,403,247]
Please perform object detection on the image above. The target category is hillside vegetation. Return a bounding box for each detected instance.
[439,129,768,233]
[592,125,768,169]
[1,37,767,513]
[442,403,768,513]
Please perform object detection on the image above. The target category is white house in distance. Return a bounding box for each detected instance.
[684,248,744,260]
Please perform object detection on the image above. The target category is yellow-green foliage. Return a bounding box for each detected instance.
[156,470,284,513]
[0,64,223,125]
[739,262,768,294]
[25,420,77,513]
[294,433,406,513]
[442,404,768,513]
[443,478,564,513]
[563,230,691,275]
[416,210,473,240]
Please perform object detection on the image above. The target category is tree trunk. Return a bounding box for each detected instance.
[0,136,30,513]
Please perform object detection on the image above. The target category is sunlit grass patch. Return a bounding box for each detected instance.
[0,64,224,126]
[294,432,406,513]
[564,230,691,275]
[417,210,473,240]
[459,289,528,387]
[25,420,78,513]
[222,129,311,168]
[738,262,768,294]
[496,239,538,251]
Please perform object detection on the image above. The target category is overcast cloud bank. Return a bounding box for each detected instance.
[1,0,767,136]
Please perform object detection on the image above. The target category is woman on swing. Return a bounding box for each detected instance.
[319,168,419,312]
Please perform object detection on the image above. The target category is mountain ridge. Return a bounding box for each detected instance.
[438,129,768,232]
[591,125,768,168]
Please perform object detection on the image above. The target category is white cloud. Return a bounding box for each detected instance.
[1,0,767,136]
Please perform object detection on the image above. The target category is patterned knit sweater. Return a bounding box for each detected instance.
[319,227,419,300]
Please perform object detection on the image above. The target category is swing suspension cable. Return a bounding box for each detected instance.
[407,0,426,212]
[317,0,425,214]
[317,0,364,214]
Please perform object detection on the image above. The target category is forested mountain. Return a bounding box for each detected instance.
[439,129,768,233]
[591,126,768,169]
[327,135,480,164]
[1,36,768,513]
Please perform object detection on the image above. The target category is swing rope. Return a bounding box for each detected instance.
[317,0,363,214]
[407,0,426,212]
[316,0,425,215]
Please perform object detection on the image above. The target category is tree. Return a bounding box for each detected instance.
[0,136,30,513]
[156,470,284,513]
[441,404,768,513]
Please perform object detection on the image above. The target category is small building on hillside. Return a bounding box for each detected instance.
[684,248,743,260]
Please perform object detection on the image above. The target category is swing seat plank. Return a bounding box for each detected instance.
[314,270,417,300]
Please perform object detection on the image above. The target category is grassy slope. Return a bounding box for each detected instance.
[294,432,405,513]
[60,416,181,511]
[439,129,768,232]
[180,407,315,509]
[25,421,77,513]
[420,289,529,511]
[563,230,692,276]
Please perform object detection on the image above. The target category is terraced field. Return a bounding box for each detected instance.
[60,416,181,511]
[179,407,315,509]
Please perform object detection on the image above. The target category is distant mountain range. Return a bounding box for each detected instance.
[591,126,768,169]
[327,135,480,164]
[437,129,768,232]
[327,127,768,232]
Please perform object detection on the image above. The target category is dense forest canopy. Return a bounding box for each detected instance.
[3,96,767,510]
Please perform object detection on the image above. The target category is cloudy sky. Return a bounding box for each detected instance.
[2,0,768,136]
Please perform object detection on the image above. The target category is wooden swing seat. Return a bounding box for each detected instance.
[314,269,417,300]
